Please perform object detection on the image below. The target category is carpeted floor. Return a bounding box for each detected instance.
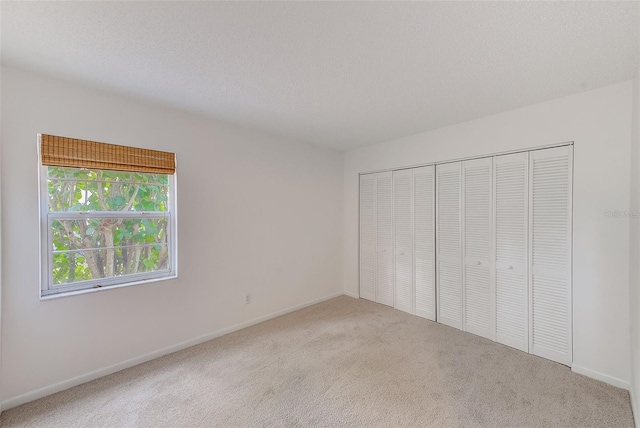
[0,296,634,427]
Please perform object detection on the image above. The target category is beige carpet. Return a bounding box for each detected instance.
[0,296,634,427]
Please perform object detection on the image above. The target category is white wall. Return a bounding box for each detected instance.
[629,60,640,423]
[344,81,633,388]
[0,66,344,407]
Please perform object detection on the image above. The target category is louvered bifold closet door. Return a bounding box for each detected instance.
[462,158,495,340]
[360,174,377,302]
[494,153,529,352]
[414,166,436,321]
[529,146,573,365]
[436,162,463,329]
[376,172,394,307]
[394,170,414,314]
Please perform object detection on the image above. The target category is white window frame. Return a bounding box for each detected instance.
[38,137,178,299]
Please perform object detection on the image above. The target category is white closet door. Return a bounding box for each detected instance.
[529,146,573,365]
[494,153,529,352]
[376,172,394,307]
[414,166,436,321]
[436,162,462,329]
[462,157,495,340]
[359,174,376,302]
[394,169,413,314]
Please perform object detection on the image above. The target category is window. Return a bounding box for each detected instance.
[38,135,177,298]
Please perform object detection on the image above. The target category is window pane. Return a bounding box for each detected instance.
[51,217,169,285]
[48,167,169,212]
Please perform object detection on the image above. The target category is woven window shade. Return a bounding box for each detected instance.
[41,135,176,174]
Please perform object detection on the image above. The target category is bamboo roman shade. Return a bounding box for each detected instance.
[40,134,176,174]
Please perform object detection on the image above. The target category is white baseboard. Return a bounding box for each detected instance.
[344,290,359,299]
[1,291,345,411]
[571,364,630,390]
[631,385,639,428]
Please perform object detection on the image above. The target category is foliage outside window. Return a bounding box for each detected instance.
[39,135,177,298]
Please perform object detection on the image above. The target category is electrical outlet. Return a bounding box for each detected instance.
[245,293,252,304]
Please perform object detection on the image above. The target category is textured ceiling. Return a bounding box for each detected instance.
[1,2,639,151]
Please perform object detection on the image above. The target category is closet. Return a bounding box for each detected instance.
[359,144,573,366]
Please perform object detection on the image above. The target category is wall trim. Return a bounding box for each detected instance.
[344,290,359,299]
[571,364,630,390]
[1,291,345,411]
[632,387,639,428]
[359,141,574,175]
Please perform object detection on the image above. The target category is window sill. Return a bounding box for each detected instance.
[39,273,178,301]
